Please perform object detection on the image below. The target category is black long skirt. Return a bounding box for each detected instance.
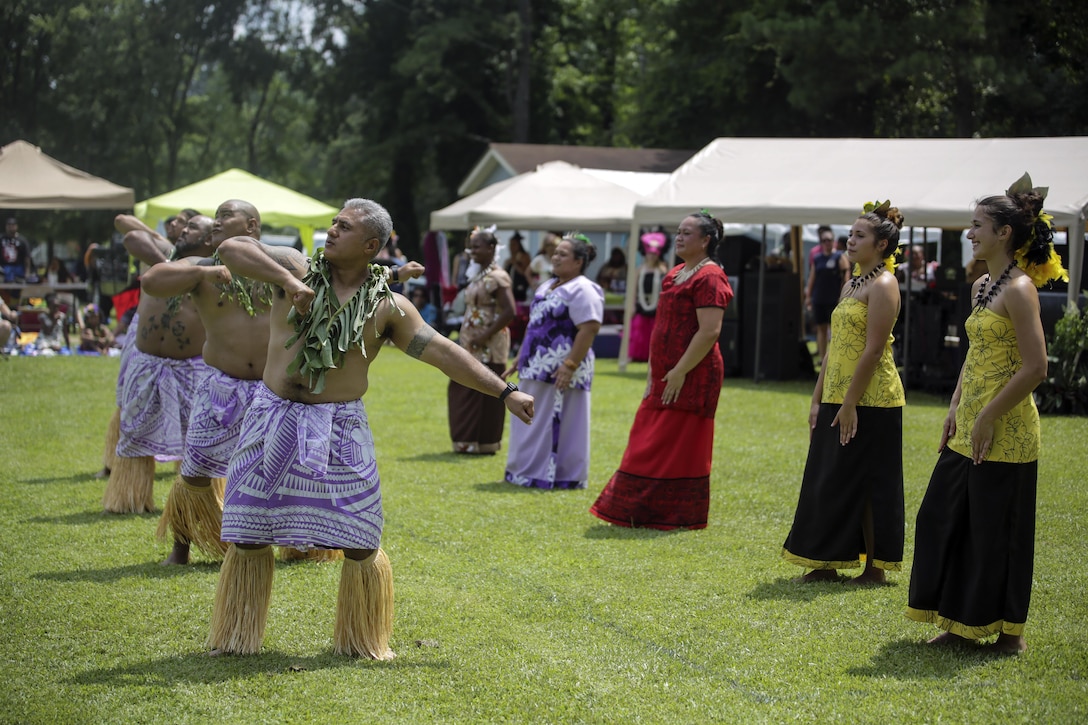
[782,404,904,571]
[906,447,1037,638]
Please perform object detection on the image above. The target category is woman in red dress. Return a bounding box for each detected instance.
[591,212,734,529]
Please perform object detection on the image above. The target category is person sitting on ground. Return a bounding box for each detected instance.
[79,304,115,354]
[35,293,69,352]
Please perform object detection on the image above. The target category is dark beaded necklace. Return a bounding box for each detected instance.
[974,261,1017,311]
[846,261,885,296]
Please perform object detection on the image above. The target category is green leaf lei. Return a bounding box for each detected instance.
[211,251,273,316]
[285,249,403,394]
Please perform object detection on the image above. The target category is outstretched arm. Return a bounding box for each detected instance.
[115,214,167,242]
[387,297,534,424]
[140,257,231,298]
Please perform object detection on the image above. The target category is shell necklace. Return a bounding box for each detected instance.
[845,262,884,297]
[674,257,712,285]
[974,261,1017,311]
[637,266,662,311]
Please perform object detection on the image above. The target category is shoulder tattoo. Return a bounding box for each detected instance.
[405,326,437,359]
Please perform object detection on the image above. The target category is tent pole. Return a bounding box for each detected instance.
[753,225,768,383]
[1068,216,1085,308]
[618,220,640,372]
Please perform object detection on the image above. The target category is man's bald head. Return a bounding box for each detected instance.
[211,199,261,245]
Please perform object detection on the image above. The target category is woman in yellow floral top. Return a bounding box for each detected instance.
[907,174,1065,655]
[782,201,905,585]
[447,229,516,453]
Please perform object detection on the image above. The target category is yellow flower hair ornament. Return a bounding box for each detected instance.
[1013,238,1069,288]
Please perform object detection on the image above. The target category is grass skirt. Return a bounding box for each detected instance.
[334,549,395,659]
[208,545,275,654]
[155,475,228,559]
[102,455,157,513]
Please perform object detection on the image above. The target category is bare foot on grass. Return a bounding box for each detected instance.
[94,468,110,479]
[983,634,1027,655]
[848,568,886,586]
[926,631,973,648]
[794,569,840,583]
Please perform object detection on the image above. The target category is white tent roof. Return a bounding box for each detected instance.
[633,137,1088,227]
[430,161,649,232]
[630,137,1088,304]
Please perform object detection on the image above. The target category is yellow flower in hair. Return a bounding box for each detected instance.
[883,246,899,277]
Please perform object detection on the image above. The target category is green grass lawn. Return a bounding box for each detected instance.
[1,352,1086,723]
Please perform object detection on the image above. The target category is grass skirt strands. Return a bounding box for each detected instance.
[155,476,228,559]
[334,548,395,659]
[781,404,904,572]
[101,407,120,474]
[907,448,1037,639]
[279,546,345,563]
[102,455,157,513]
[591,406,714,529]
[208,544,275,655]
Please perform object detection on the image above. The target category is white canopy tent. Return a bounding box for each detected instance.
[429,160,654,232]
[622,136,1088,368]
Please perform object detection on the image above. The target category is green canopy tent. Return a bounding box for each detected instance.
[134,168,337,253]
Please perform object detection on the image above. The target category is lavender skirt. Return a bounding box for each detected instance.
[221,383,384,550]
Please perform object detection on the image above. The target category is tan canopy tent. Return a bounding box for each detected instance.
[0,140,134,209]
[622,136,1088,368]
[134,168,338,253]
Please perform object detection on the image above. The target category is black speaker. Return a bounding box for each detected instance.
[719,319,741,377]
[717,236,762,277]
[741,272,802,380]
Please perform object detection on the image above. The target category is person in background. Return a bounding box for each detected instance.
[410,287,438,326]
[0,298,18,352]
[596,246,628,294]
[44,255,74,284]
[449,228,516,454]
[782,201,905,584]
[805,225,849,364]
[528,233,559,292]
[628,231,669,363]
[505,234,602,489]
[78,304,115,354]
[34,293,69,352]
[907,173,1065,654]
[504,231,532,355]
[591,211,733,529]
[1,217,33,282]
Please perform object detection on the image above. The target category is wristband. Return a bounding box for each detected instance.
[391,267,399,283]
[499,382,518,401]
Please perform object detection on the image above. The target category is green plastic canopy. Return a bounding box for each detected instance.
[134,168,338,253]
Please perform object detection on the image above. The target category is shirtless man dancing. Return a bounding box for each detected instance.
[208,198,534,658]
[101,215,214,513]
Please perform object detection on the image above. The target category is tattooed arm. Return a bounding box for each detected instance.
[217,236,312,312]
[388,297,534,424]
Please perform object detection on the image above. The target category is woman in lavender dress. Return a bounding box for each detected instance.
[504,235,603,489]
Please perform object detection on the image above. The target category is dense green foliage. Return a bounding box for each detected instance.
[1037,302,1088,414]
[1,353,1087,722]
[3,0,1087,252]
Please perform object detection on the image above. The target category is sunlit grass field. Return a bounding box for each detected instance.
[1,352,1086,723]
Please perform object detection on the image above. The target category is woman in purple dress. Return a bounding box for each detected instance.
[504,235,604,489]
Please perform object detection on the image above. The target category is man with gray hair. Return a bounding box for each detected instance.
[208,198,534,659]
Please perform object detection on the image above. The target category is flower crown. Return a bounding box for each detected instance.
[857,200,904,276]
[564,232,591,245]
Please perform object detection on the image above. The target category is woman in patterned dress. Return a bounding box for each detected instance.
[448,228,516,453]
[590,212,734,529]
[504,235,603,489]
[782,202,905,584]
[907,174,1065,654]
